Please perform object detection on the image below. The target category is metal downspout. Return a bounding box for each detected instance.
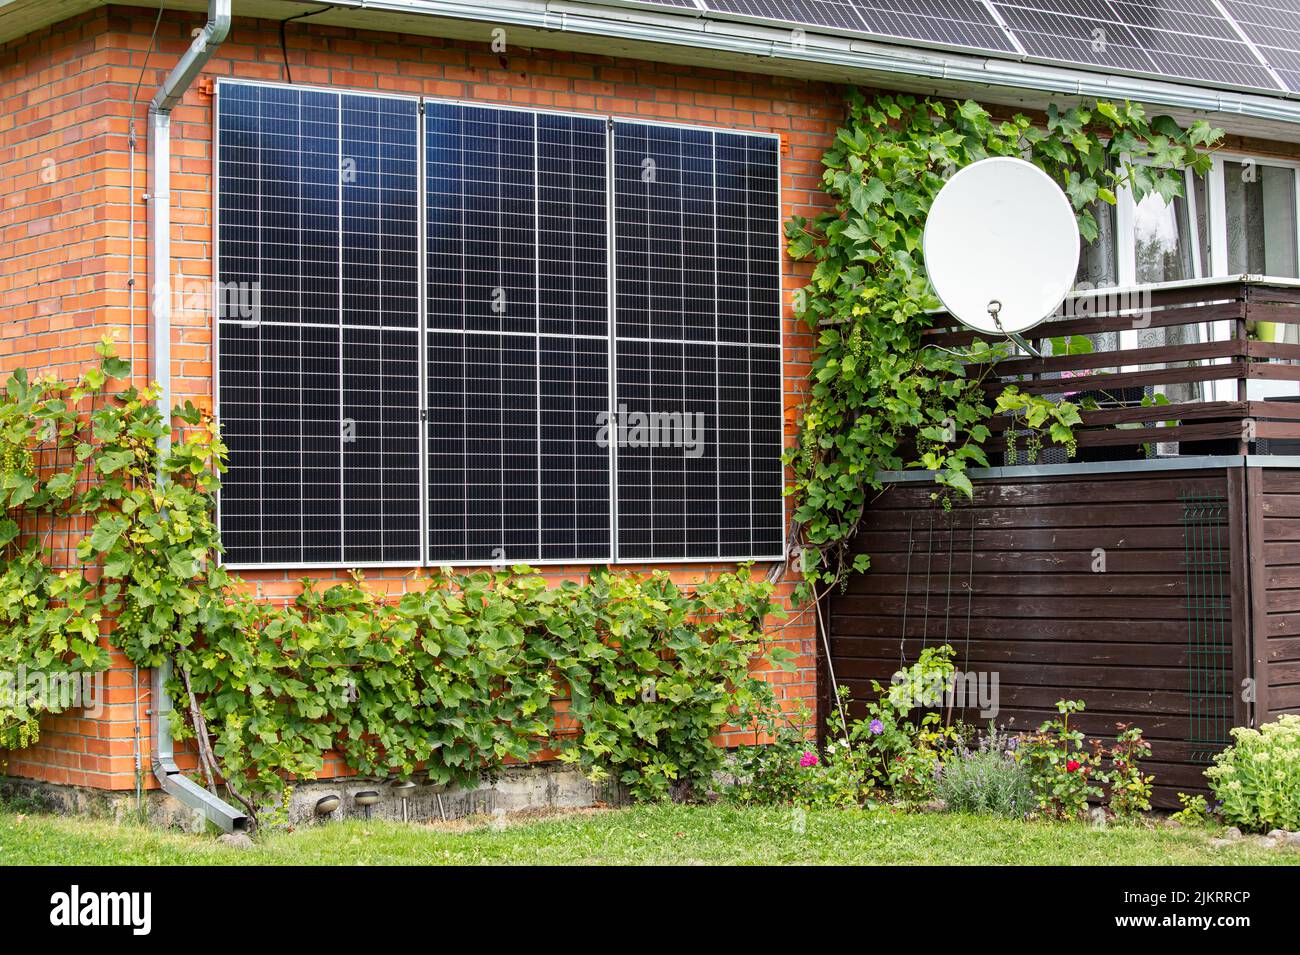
[146,0,247,832]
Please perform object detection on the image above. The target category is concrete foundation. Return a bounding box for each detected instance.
[0,763,621,831]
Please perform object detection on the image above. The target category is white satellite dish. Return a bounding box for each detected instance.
[923,157,1079,346]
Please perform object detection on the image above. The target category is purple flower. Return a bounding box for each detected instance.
[869,719,884,736]
[799,751,819,768]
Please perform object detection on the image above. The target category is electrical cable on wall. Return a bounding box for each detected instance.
[280,6,334,84]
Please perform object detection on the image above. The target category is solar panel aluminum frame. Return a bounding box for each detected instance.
[213,79,788,569]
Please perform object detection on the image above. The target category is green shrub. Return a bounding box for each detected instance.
[935,727,1033,817]
[1206,715,1300,832]
[727,700,817,807]
[1170,793,1210,827]
[846,645,957,801]
[554,567,787,803]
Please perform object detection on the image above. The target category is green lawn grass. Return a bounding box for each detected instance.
[2,803,1296,865]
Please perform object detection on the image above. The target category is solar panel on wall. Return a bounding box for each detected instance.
[424,103,612,563]
[218,84,785,569]
[340,94,422,564]
[613,120,785,562]
[216,82,422,567]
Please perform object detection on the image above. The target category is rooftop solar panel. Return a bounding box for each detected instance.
[703,0,1018,53]
[1111,0,1240,40]
[992,0,1282,90]
[991,1,1153,70]
[1222,0,1300,92]
[693,0,1291,94]
[707,0,871,34]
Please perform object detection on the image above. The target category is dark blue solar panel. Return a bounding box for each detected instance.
[613,120,785,562]
[424,103,611,564]
[216,82,421,566]
[220,86,783,568]
[1223,0,1300,92]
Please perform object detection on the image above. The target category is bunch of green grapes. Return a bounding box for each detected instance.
[116,598,145,639]
[1025,430,1043,465]
[0,437,32,477]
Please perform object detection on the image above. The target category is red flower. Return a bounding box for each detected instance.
[1066,759,1081,773]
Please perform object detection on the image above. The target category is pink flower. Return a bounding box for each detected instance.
[799,751,819,768]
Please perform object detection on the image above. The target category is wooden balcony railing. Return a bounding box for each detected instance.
[924,277,1300,461]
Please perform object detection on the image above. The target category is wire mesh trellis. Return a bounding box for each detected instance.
[899,509,978,674]
[1180,493,1233,763]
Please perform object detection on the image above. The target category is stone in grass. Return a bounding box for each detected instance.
[1287,832,1300,848]
[1257,837,1278,849]
[1225,827,1243,840]
[1267,829,1287,839]
[218,833,255,850]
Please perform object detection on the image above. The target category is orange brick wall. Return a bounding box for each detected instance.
[0,5,838,790]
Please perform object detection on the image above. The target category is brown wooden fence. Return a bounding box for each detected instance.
[827,465,1254,807]
[1254,468,1300,723]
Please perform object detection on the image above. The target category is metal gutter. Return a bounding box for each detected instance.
[146,0,248,833]
[304,0,1300,128]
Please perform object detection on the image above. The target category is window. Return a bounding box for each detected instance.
[1222,160,1298,279]
[214,81,785,568]
[1109,155,1300,286]
[1131,171,1209,284]
[1116,167,1211,286]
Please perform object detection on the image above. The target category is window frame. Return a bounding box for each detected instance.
[1204,151,1300,280]
[211,78,788,571]
[1116,151,1300,286]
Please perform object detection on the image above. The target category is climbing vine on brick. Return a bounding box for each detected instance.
[0,344,792,820]
[784,92,1221,603]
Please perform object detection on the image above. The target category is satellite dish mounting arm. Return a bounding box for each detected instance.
[987,299,1043,359]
